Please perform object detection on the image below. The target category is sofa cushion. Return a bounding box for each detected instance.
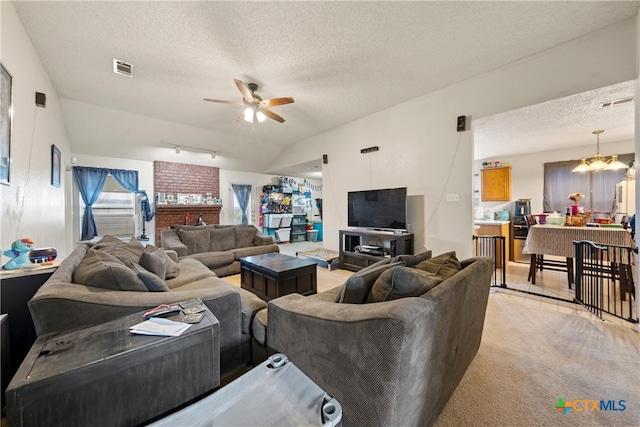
[367,266,443,303]
[230,245,279,260]
[73,249,148,292]
[139,248,167,280]
[132,263,170,292]
[179,228,211,255]
[337,260,405,304]
[91,235,122,248]
[234,226,257,248]
[188,251,235,269]
[145,244,180,279]
[414,251,461,280]
[390,250,432,268]
[165,258,215,289]
[209,227,235,251]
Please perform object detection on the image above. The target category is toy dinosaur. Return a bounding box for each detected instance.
[3,238,35,270]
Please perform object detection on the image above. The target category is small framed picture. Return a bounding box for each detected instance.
[51,144,61,187]
[1,63,12,185]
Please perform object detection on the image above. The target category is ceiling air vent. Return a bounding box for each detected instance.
[113,59,133,77]
[600,96,633,108]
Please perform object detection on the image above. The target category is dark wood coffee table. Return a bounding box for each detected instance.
[240,253,317,301]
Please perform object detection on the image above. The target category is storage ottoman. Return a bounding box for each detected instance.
[6,304,220,427]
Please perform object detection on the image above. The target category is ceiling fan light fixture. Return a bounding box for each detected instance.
[256,110,266,122]
[243,108,253,122]
[175,146,181,154]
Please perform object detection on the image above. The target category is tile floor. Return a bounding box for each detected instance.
[277,241,638,330]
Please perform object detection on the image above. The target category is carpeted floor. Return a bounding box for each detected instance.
[435,289,640,427]
[223,246,639,426]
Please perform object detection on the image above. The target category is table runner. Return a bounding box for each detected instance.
[524,225,633,259]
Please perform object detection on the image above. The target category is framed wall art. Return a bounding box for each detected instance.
[1,63,12,185]
[51,144,61,187]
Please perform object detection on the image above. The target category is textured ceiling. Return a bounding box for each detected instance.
[11,1,639,176]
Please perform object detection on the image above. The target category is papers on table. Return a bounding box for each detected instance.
[130,317,191,337]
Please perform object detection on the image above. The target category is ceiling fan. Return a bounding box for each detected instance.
[204,79,294,125]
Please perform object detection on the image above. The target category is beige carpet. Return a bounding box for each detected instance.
[435,290,640,427]
[223,264,639,426]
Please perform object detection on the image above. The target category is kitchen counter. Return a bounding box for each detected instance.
[474,220,510,225]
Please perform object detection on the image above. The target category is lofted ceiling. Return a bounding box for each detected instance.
[11,1,639,177]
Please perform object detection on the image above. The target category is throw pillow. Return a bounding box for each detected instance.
[139,248,167,280]
[145,245,180,279]
[390,250,432,268]
[367,266,443,303]
[414,251,461,280]
[92,235,123,249]
[336,260,405,304]
[73,249,148,292]
[179,228,211,255]
[209,227,235,251]
[234,226,257,248]
[132,263,170,292]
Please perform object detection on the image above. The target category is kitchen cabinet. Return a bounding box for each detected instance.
[474,221,510,268]
[481,166,511,201]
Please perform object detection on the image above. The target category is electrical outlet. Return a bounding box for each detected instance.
[446,193,460,202]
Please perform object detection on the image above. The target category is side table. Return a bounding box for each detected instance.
[0,263,60,382]
[6,303,220,427]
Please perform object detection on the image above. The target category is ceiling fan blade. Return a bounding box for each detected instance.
[261,108,285,123]
[234,79,254,102]
[236,113,245,122]
[259,97,295,107]
[203,98,244,106]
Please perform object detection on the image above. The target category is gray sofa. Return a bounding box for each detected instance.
[161,224,279,277]
[28,236,267,375]
[266,252,493,427]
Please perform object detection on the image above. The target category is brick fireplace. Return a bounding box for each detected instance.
[154,161,221,244]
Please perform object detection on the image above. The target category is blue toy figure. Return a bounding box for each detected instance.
[3,238,34,270]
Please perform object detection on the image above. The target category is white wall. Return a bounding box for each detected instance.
[1,1,71,261]
[266,18,637,258]
[475,139,635,216]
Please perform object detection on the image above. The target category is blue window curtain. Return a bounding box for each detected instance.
[72,166,109,241]
[109,169,154,221]
[232,184,252,224]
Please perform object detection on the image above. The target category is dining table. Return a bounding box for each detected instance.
[523,224,634,289]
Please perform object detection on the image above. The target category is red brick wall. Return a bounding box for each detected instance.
[154,161,220,197]
[153,161,221,243]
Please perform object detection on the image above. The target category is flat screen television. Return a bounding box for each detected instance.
[347,187,407,231]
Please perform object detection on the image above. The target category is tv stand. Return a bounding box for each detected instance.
[338,229,414,272]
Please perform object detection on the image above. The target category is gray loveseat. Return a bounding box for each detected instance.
[266,251,493,427]
[28,236,267,375]
[161,224,279,277]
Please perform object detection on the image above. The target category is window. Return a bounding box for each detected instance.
[79,175,136,238]
[543,154,633,215]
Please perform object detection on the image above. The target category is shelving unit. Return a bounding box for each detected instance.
[338,229,414,272]
[291,193,309,243]
[261,185,292,243]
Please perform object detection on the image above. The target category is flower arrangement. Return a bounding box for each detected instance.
[568,192,585,206]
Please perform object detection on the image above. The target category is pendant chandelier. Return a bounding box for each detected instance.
[572,129,629,172]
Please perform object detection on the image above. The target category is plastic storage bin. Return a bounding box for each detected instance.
[280,214,293,227]
[306,230,318,242]
[275,228,291,243]
[264,214,282,228]
[149,354,342,426]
